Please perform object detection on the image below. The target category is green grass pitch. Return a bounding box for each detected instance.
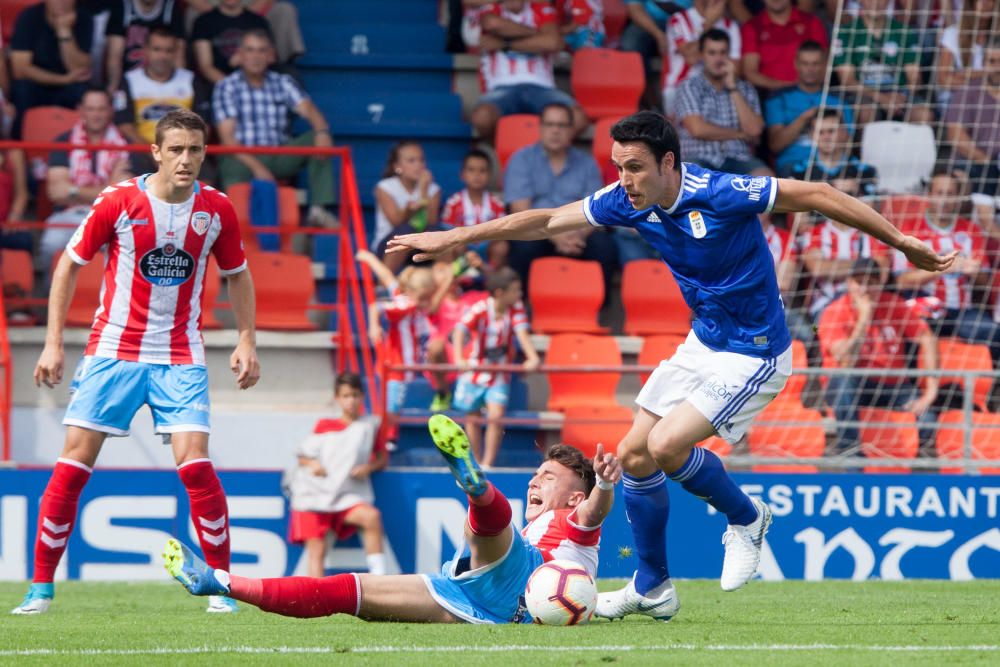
[1,580,998,666]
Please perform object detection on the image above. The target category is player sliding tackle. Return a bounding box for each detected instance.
[388,111,956,620]
[164,415,627,623]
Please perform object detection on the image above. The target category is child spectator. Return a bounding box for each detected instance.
[373,141,443,272]
[452,267,540,468]
[288,373,387,578]
[441,149,509,268]
[554,0,605,50]
[367,267,452,445]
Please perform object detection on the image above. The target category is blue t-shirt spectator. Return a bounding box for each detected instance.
[504,143,602,209]
[765,88,854,174]
[624,0,693,27]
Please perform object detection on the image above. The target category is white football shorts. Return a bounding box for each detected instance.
[636,331,792,444]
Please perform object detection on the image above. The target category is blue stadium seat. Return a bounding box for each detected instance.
[300,23,445,58]
[315,92,470,137]
[300,69,454,95]
[297,0,439,24]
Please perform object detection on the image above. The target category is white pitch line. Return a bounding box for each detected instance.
[1,645,998,656]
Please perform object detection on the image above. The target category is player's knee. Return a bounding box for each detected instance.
[358,505,383,531]
[646,429,689,471]
[471,105,499,135]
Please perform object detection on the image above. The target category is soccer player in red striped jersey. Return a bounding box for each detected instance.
[12,109,260,616]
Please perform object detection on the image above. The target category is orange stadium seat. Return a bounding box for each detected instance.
[200,258,222,330]
[58,253,105,328]
[699,436,732,458]
[622,259,690,336]
[1,248,34,296]
[858,407,919,474]
[936,410,1000,474]
[749,403,826,472]
[602,0,628,45]
[772,340,809,407]
[528,257,607,334]
[277,186,301,253]
[637,334,686,384]
[592,116,621,184]
[496,114,539,170]
[880,195,929,223]
[247,250,317,330]
[225,183,255,250]
[22,106,80,163]
[561,404,633,459]
[1,0,37,43]
[546,333,621,411]
[571,48,644,120]
[939,338,993,412]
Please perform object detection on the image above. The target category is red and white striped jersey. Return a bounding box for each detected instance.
[805,219,887,315]
[66,176,246,365]
[522,508,601,577]
[663,8,741,92]
[764,222,797,269]
[441,189,506,228]
[479,2,557,91]
[378,294,432,382]
[893,215,986,310]
[456,297,528,386]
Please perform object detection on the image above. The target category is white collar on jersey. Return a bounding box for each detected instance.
[665,163,687,215]
[138,173,202,195]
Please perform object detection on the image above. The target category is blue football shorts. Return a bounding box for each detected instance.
[63,356,211,437]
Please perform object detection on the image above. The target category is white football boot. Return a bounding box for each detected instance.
[720,497,772,592]
[595,574,679,622]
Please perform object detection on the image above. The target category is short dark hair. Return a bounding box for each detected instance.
[545,445,596,495]
[462,148,492,170]
[485,266,520,294]
[334,372,363,394]
[610,110,682,170]
[154,108,208,146]
[817,108,844,123]
[540,102,573,125]
[240,27,274,47]
[699,27,731,51]
[797,39,825,56]
[81,86,113,106]
[146,23,178,43]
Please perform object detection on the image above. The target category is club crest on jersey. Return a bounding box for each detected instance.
[191,211,211,236]
[140,244,195,286]
[688,210,707,238]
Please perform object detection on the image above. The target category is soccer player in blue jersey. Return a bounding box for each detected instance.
[387,111,955,620]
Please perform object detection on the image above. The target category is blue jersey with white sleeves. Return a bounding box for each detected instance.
[583,163,790,358]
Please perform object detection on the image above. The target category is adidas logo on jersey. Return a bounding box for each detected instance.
[646,212,661,223]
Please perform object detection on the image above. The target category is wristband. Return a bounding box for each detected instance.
[596,478,614,491]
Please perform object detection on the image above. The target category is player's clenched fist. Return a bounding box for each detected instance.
[34,345,65,388]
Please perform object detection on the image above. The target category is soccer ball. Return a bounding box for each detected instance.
[524,559,598,626]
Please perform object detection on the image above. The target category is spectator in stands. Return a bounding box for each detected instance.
[788,109,876,196]
[114,26,194,172]
[191,0,271,87]
[453,267,539,468]
[554,0,605,50]
[188,0,304,66]
[39,88,132,272]
[503,102,618,291]
[945,36,1000,203]
[766,43,854,176]
[470,0,586,142]
[9,0,94,138]
[288,372,387,578]
[0,148,31,253]
[661,0,741,116]
[373,141,443,272]
[104,0,187,93]
[214,30,337,229]
[741,0,829,94]
[893,169,1000,374]
[621,0,684,108]
[936,0,996,99]
[674,29,770,175]
[819,257,940,456]
[442,149,509,268]
[832,0,933,125]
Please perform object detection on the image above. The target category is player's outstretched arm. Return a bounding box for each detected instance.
[575,443,622,528]
[386,200,590,262]
[227,268,261,390]
[772,179,958,273]
[34,253,82,388]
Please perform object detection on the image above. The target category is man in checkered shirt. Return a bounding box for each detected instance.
[673,28,771,177]
[213,29,337,227]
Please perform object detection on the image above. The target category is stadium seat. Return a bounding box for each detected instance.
[225,183,301,253]
[592,116,621,184]
[200,259,222,330]
[570,49,644,120]
[748,402,826,472]
[22,106,80,163]
[1,249,34,297]
[602,0,628,46]
[561,405,634,459]
[938,338,993,413]
[880,194,929,223]
[528,257,607,334]
[622,259,690,336]
[1,0,37,43]
[278,187,302,253]
[246,250,317,330]
[637,334,686,384]
[225,183,256,250]
[857,407,919,473]
[861,122,936,193]
[935,410,1000,474]
[496,114,540,170]
[546,333,621,411]
[699,435,732,458]
[59,253,105,328]
[772,340,809,407]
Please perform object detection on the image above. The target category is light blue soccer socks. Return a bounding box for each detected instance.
[622,471,671,596]
[669,447,757,526]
